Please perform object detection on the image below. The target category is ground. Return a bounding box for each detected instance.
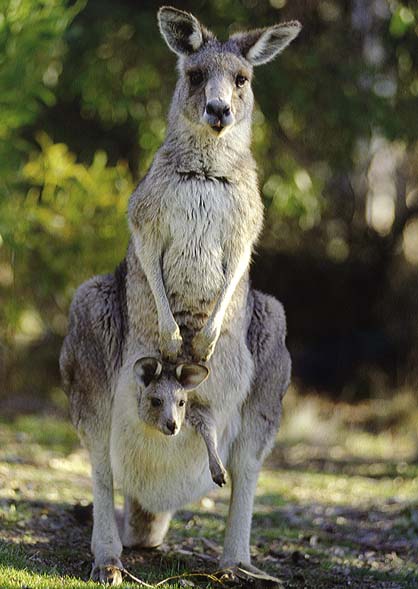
[1,389,418,588]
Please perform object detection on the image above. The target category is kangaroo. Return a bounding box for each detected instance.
[60,6,299,585]
[133,356,227,487]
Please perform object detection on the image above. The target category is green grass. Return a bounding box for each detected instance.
[1,390,418,588]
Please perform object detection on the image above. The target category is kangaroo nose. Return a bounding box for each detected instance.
[206,100,231,119]
[204,99,233,132]
[166,419,177,434]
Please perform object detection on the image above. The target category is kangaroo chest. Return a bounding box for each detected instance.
[160,177,237,313]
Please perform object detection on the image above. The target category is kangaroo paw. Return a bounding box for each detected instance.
[211,466,227,487]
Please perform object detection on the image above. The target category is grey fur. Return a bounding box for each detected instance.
[60,6,298,584]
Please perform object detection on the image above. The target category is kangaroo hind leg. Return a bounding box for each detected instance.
[122,496,172,548]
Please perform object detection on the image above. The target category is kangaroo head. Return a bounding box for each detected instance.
[158,6,301,138]
[133,357,209,436]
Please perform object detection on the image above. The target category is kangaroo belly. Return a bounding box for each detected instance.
[163,249,223,315]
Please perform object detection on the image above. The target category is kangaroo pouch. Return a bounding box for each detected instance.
[110,331,253,512]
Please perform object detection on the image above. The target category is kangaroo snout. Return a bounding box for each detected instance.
[204,99,233,132]
[165,418,178,435]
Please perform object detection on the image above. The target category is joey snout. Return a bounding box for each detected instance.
[162,416,179,436]
[152,400,186,437]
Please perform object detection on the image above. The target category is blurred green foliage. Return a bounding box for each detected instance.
[1,0,418,400]
[0,0,86,184]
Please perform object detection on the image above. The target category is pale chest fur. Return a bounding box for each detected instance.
[159,177,241,313]
[127,159,261,342]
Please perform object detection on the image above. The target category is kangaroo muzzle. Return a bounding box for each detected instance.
[204,99,233,132]
[203,77,234,133]
[165,418,177,435]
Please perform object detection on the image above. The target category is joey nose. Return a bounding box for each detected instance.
[166,419,177,435]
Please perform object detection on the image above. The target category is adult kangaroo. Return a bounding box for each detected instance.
[60,7,299,585]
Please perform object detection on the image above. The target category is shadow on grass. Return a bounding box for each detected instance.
[0,498,220,586]
[187,496,418,588]
[2,489,418,588]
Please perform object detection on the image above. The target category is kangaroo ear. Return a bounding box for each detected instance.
[134,357,162,388]
[158,6,213,56]
[176,363,209,390]
[231,21,301,66]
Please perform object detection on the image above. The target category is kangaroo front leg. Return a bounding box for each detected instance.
[192,244,251,361]
[133,233,182,361]
[89,445,123,586]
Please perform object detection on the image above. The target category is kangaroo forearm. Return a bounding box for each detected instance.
[132,234,176,332]
[210,244,252,330]
[132,233,182,360]
[191,244,252,360]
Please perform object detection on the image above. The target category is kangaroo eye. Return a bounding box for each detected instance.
[178,400,185,407]
[236,75,247,88]
[189,70,204,86]
[151,397,162,408]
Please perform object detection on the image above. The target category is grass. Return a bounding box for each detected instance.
[1,388,418,588]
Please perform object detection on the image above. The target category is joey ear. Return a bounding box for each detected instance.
[176,363,209,390]
[231,21,302,66]
[134,357,162,388]
[158,6,213,56]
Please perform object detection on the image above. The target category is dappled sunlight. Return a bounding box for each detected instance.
[279,388,418,462]
[259,468,418,505]
[2,409,418,587]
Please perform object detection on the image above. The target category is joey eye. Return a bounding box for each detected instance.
[189,70,204,86]
[178,400,185,407]
[236,74,247,88]
[151,397,162,408]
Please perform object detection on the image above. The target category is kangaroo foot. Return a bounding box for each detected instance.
[91,557,123,585]
[218,561,283,588]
